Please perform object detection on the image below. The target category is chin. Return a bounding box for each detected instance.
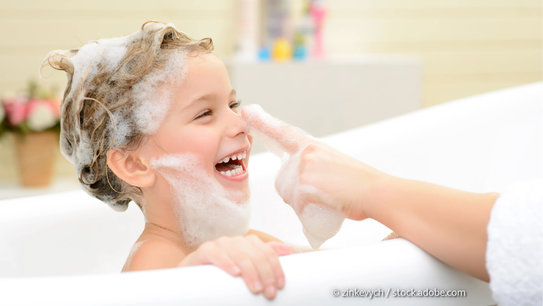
[226,185,250,204]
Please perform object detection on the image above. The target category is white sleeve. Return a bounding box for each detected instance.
[486,179,543,306]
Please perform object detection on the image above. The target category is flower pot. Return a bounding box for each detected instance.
[13,131,58,187]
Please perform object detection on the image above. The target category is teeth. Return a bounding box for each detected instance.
[219,165,244,177]
[217,151,247,164]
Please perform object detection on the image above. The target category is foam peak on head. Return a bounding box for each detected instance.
[41,21,214,211]
[45,22,187,147]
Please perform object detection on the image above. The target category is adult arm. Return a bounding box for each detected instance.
[242,105,498,281]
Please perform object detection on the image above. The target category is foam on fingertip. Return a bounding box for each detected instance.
[242,104,290,158]
[242,104,314,156]
[243,104,345,249]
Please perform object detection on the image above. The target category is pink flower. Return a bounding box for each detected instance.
[26,99,60,131]
[27,98,60,117]
[3,97,28,126]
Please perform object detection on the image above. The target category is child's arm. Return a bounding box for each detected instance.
[247,229,314,253]
[123,234,291,300]
[178,235,291,300]
[246,229,282,243]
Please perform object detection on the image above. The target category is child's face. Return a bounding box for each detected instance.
[139,53,252,201]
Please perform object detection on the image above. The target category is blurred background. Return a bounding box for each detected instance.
[0,0,541,197]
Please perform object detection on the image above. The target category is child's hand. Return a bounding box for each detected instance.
[178,235,292,300]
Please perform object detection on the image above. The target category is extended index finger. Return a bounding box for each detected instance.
[241,104,314,155]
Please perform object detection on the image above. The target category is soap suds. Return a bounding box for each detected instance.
[70,32,137,96]
[241,104,314,158]
[131,51,187,135]
[242,104,345,249]
[299,202,345,249]
[68,23,187,149]
[73,135,93,175]
[111,111,131,148]
[151,153,251,249]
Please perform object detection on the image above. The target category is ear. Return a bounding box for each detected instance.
[107,149,156,188]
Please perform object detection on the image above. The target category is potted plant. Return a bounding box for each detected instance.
[0,81,61,187]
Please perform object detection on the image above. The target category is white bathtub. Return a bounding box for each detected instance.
[1,82,541,305]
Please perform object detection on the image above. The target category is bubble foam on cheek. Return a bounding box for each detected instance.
[150,153,251,249]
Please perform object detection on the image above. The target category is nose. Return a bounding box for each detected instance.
[224,107,249,138]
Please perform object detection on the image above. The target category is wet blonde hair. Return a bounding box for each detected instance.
[42,21,213,211]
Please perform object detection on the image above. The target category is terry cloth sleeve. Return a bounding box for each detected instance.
[486,179,543,306]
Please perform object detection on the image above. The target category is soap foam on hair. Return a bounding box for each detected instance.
[68,24,187,149]
[151,153,251,249]
[70,32,138,96]
[131,51,187,135]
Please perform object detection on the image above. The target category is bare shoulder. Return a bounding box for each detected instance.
[122,237,186,272]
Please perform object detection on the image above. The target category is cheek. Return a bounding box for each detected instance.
[156,126,220,165]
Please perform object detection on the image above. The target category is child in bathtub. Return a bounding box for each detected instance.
[43,21,290,300]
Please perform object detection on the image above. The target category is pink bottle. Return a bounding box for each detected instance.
[310,0,326,59]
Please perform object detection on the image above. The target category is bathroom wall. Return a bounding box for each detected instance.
[0,1,237,96]
[324,0,542,106]
[0,0,239,182]
[0,0,540,105]
[0,0,541,182]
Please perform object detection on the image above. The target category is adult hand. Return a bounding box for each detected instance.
[241,105,387,222]
[179,235,292,300]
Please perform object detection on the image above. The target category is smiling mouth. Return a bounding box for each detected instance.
[214,150,247,177]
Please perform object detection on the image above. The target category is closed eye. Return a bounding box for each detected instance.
[230,100,242,110]
[194,100,241,120]
[194,109,212,120]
